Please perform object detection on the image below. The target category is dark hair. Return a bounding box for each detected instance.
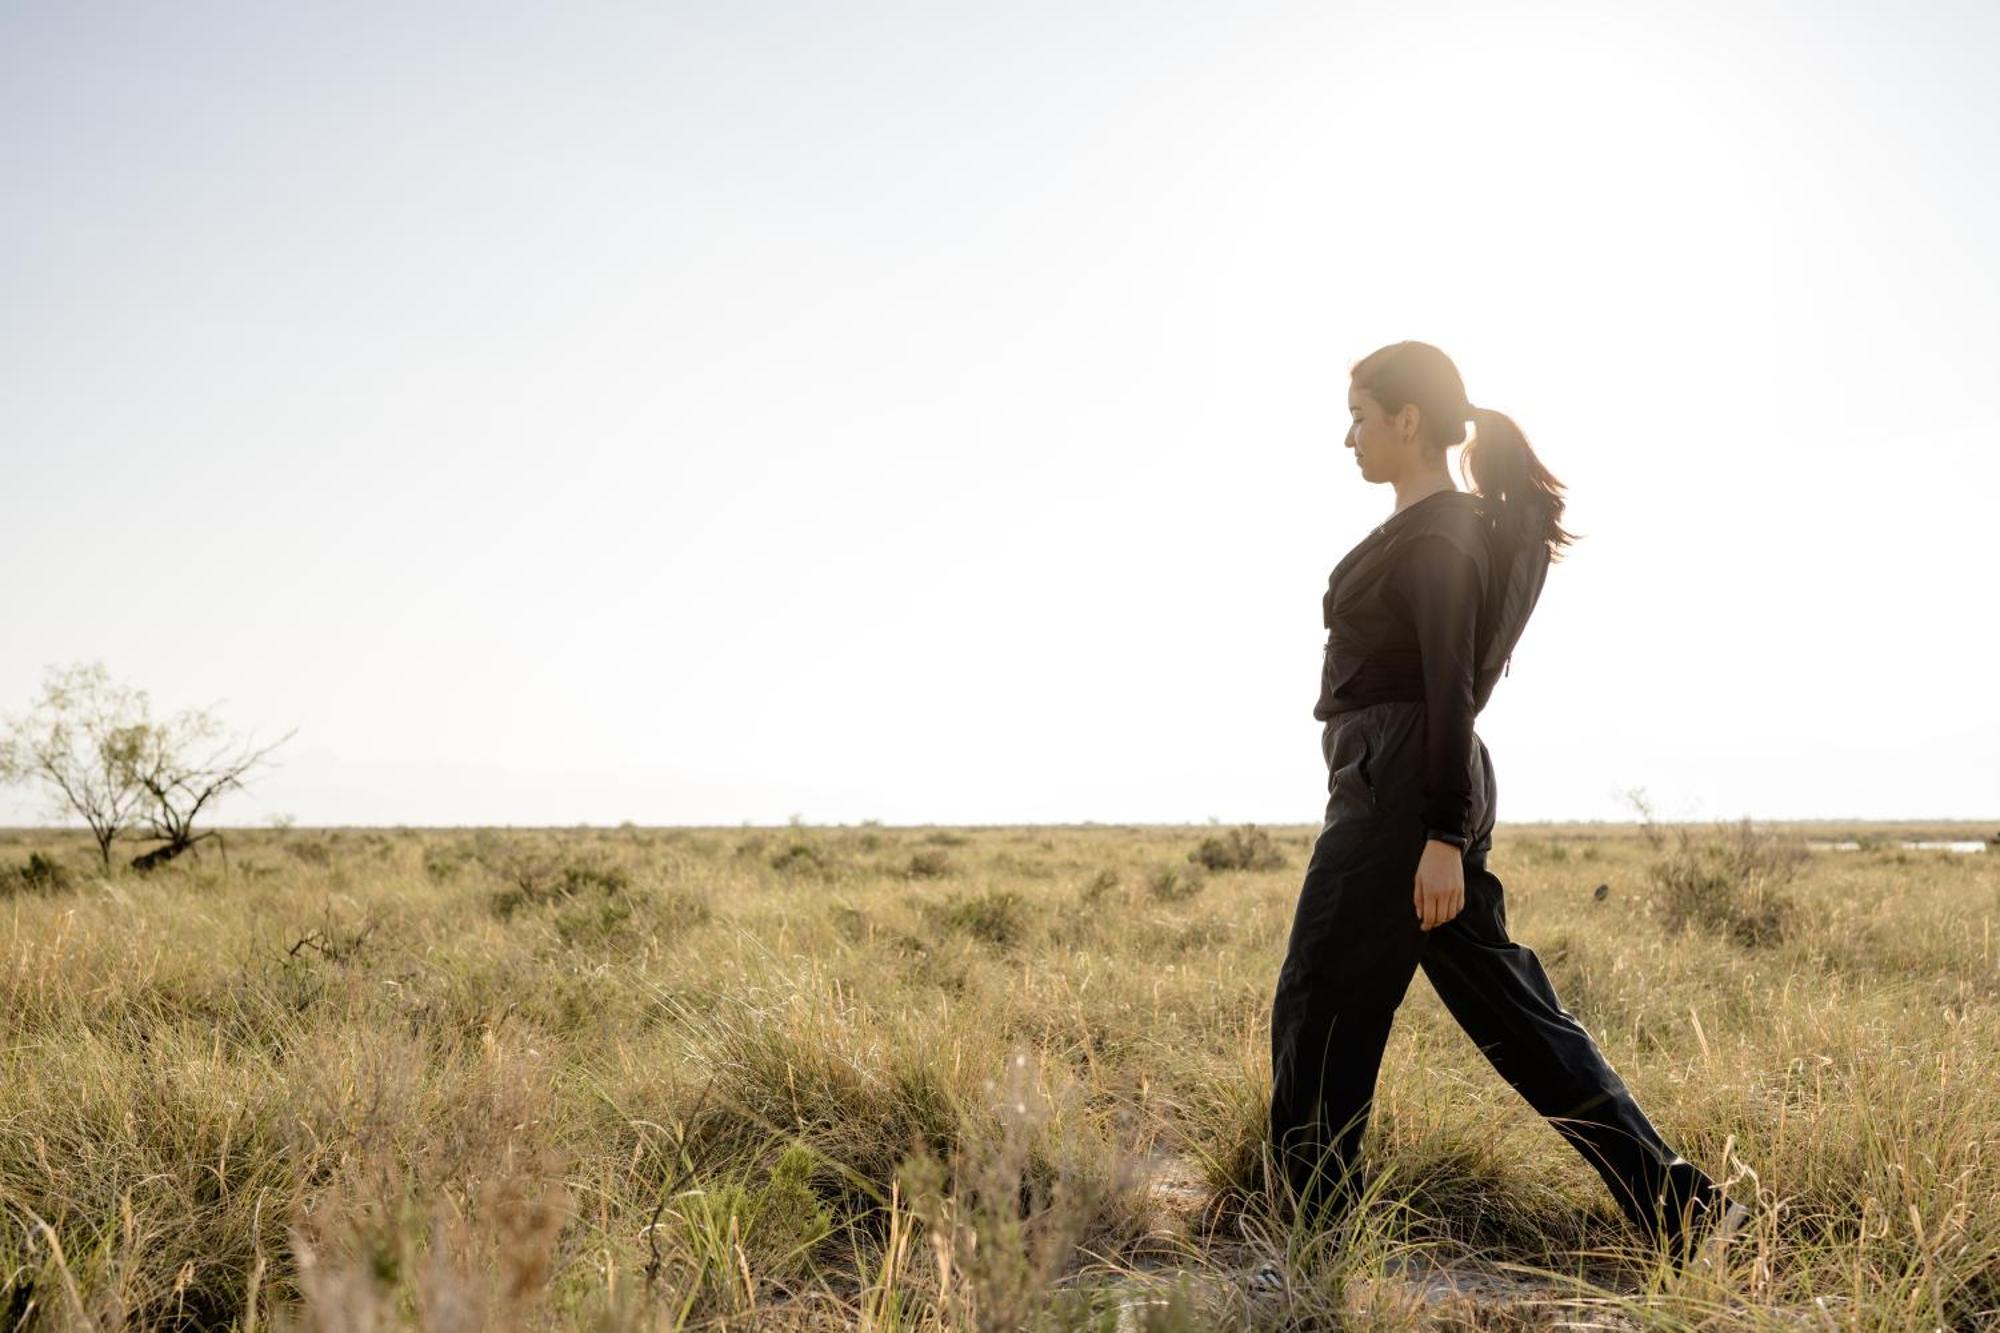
[1349,340,1576,563]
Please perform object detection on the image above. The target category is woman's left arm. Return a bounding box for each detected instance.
[1396,534,1482,930]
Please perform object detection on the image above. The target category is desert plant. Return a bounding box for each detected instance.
[1147,863,1208,902]
[660,1143,834,1311]
[1080,867,1121,904]
[1187,825,1286,873]
[0,663,152,867]
[926,889,1032,948]
[473,837,633,920]
[905,849,953,879]
[2,851,72,897]
[769,840,834,877]
[1648,816,1805,946]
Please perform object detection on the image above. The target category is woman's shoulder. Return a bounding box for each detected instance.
[1392,491,1491,569]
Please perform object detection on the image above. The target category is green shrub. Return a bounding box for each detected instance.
[662,1144,833,1305]
[421,838,479,882]
[926,889,1032,948]
[478,838,634,920]
[905,849,953,879]
[1147,863,1208,903]
[1187,825,1287,873]
[830,904,869,942]
[769,841,832,877]
[285,838,333,866]
[1080,868,1121,904]
[1648,818,1804,946]
[2,851,71,897]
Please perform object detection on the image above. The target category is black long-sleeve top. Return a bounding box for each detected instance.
[1315,489,1493,844]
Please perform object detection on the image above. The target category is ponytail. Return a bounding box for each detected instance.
[1349,340,1578,564]
[1461,406,1576,564]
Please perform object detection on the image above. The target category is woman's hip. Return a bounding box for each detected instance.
[1318,700,1493,841]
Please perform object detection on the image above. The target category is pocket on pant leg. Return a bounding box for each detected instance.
[1323,722,1378,825]
[1353,702,1426,816]
[1356,734,1378,810]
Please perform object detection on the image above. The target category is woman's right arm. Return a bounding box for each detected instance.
[1394,534,1483,849]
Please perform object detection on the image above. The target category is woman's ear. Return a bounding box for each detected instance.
[1397,403,1421,443]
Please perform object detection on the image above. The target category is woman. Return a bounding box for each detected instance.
[1265,340,1741,1260]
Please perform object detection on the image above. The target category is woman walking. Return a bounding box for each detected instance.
[1266,340,1741,1260]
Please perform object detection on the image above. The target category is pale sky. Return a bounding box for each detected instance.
[4,1,1996,829]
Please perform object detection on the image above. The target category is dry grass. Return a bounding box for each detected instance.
[0,819,1995,1329]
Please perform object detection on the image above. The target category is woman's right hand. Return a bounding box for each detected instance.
[1413,838,1465,931]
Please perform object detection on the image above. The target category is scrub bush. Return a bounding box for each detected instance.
[663,1144,833,1305]
[1148,863,1208,902]
[1648,817,1805,946]
[1187,824,1287,873]
[926,888,1031,947]
[767,840,833,877]
[3,851,71,896]
[1080,867,1121,903]
[905,849,953,879]
[476,837,634,920]
[285,838,333,866]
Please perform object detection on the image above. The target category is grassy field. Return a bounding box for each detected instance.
[1,817,1996,1330]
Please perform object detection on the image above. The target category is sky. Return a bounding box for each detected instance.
[3,1,1997,829]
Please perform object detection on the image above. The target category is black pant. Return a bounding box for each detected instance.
[1267,700,1720,1242]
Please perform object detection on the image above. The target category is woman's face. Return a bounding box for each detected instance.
[1345,383,1414,485]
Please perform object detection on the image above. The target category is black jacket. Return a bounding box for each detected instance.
[1315,489,1550,842]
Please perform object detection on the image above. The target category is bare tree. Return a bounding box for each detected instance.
[125,708,295,872]
[0,663,153,867]
[1,663,296,872]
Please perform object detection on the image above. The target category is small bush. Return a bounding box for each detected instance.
[1649,818,1805,946]
[478,839,634,920]
[552,894,636,948]
[662,1144,834,1307]
[422,839,479,882]
[989,852,1054,880]
[831,905,869,942]
[926,889,1032,948]
[1147,863,1208,903]
[285,838,333,866]
[769,841,832,877]
[1080,868,1121,904]
[905,849,953,879]
[2,851,72,897]
[1187,825,1287,873]
[568,886,713,953]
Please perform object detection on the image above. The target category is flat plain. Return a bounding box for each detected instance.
[1,818,1995,1330]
